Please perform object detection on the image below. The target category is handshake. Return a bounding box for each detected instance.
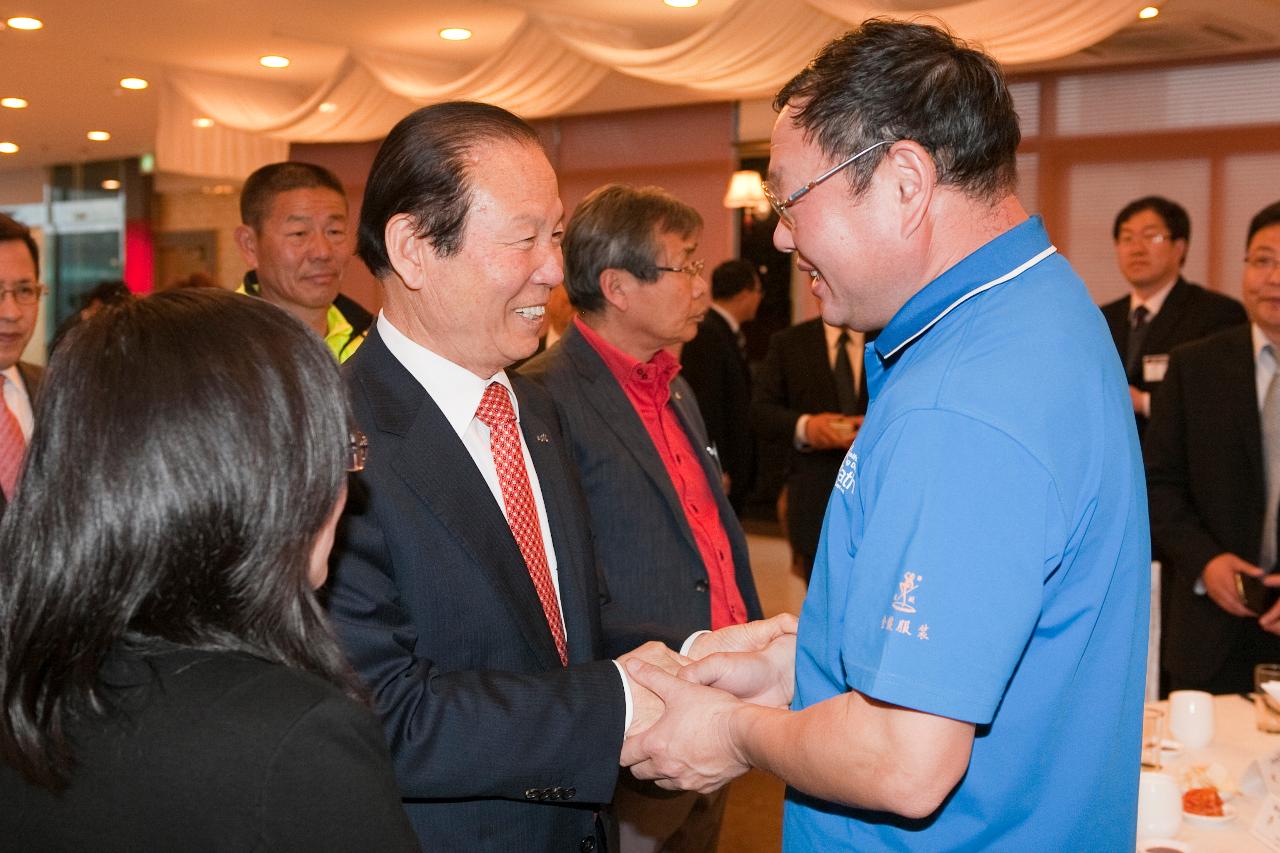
[617,613,799,794]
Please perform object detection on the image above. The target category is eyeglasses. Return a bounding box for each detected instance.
[1246,255,1280,274]
[1116,231,1171,248]
[763,140,894,228]
[655,259,706,279]
[0,283,45,305]
[346,429,369,473]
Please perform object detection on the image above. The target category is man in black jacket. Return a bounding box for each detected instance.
[1147,200,1280,693]
[679,259,762,515]
[1100,196,1245,438]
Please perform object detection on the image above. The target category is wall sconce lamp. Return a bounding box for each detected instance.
[723,170,771,219]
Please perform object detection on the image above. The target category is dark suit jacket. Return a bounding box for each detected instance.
[751,319,858,562]
[679,309,754,514]
[1145,324,1280,685]
[0,361,43,518]
[329,329,656,852]
[0,645,416,852]
[521,325,763,640]
[1101,277,1246,437]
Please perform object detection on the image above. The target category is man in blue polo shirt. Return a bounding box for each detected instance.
[621,20,1149,851]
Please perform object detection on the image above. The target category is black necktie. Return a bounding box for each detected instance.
[1125,305,1150,382]
[834,331,858,416]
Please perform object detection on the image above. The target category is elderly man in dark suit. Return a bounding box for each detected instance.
[522,184,763,853]
[1148,200,1280,694]
[679,259,762,515]
[1101,196,1245,439]
[326,103,791,853]
[0,213,44,519]
[752,317,868,578]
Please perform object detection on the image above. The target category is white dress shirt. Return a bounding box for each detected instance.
[1,365,34,439]
[1128,277,1178,323]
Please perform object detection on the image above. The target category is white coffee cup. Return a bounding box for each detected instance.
[1168,689,1215,749]
[1137,771,1183,839]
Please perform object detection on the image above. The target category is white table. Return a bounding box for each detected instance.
[1151,693,1280,851]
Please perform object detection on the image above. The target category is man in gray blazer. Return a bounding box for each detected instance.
[522,184,764,853]
[0,213,44,519]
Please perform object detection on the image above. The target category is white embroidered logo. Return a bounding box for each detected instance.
[892,571,921,614]
[835,450,858,494]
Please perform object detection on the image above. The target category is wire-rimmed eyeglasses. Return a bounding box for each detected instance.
[655,259,706,279]
[763,140,895,228]
[346,430,369,473]
[0,283,46,305]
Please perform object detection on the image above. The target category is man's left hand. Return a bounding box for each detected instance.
[621,659,755,794]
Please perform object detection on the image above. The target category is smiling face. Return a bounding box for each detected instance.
[239,187,350,313]
[1243,223,1280,344]
[767,108,911,332]
[0,239,39,371]
[1115,208,1186,294]
[413,139,565,378]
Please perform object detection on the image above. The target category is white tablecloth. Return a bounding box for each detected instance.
[1151,693,1280,851]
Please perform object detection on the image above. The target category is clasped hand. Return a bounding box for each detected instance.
[619,614,798,793]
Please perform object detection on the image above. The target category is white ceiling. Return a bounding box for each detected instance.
[1,0,1278,175]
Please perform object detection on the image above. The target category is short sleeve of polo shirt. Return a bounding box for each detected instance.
[834,407,1065,725]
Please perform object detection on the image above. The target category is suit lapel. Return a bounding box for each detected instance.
[1144,278,1191,356]
[802,321,841,411]
[563,328,703,558]
[1222,326,1264,488]
[354,332,562,668]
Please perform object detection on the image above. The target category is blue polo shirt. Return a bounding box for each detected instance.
[783,217,1149,851]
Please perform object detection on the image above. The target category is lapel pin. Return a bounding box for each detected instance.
[537,433,550,443]
[674,391,683,401]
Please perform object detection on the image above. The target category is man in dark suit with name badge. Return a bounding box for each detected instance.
[0,214,44,520]
[1148,201,1280,694]
[326,102,793,852]
[1100,196,1245,439]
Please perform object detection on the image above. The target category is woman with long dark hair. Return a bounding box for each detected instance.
[0,289,415,851]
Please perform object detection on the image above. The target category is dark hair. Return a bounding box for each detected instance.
[774,19,1020,201]
[77,280,132,312]
[711,259,759,301]
[563,184,703,314]
[1112,196,1190,244]
[0,289,360,789]
[1247,201,1280,247]
[240,162,346,231]
[0,212,40,274]
[357,101,542,279]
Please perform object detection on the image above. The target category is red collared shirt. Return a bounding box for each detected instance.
[574,317,747,629]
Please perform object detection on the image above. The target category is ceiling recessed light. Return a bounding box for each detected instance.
[101,179,121,190]
[664,0,699,7]
[318,101,337,113]
[87,130,111,141]
[259,55,290,68]
[439,27,472,41]
[1138,5,1159,19]
[192,117,215,128]
[0,142,19,154]
[119,77,148,90]
[0,97,27,109]
[5,16,42,30]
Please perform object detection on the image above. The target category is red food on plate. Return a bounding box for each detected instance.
[1182,787,1224,817]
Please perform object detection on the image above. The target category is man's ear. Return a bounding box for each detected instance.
[233,225,259,268]
[599,268,631,313]
[883,140,936,238]
[384,214,429,292]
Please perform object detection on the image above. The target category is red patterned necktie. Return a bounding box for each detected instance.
[474,382,568,666]
[0,386,25,501]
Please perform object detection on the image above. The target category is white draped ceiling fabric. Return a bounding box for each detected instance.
[157,0,1138,178]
